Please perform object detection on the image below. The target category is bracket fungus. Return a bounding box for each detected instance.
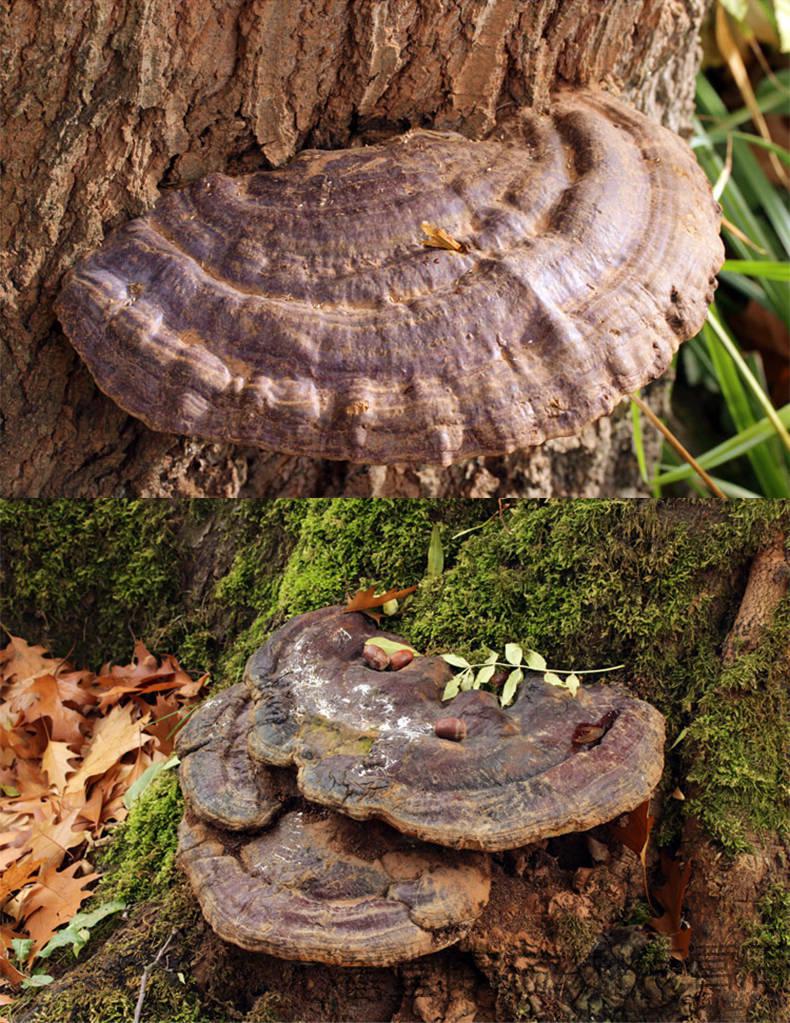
[56,89,723,466]
[175,683,294,831]
[177,605,665,965]
[177,685,490,966]
[245,607,666,851]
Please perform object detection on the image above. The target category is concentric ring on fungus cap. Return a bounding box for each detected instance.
[56,88,723,465]
[244,607,666,851]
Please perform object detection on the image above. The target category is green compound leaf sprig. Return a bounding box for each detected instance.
[440,645,625,707]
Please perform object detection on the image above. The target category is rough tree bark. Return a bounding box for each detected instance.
[2,0,711,497]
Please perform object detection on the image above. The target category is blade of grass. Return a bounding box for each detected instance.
[721,259,790,280]
[715,7,789,187]
[630,399,649,486]
[710,477,764,498]
[707,308,790,452]
[696,73,790,140]
[631,392,726,498]
[725,131,790,163]
[702,319,787,495]
[654,403,790,488]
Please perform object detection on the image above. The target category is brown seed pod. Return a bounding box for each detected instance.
[363,643,390,671]
[389,649,415,671]
[434,717,467,742]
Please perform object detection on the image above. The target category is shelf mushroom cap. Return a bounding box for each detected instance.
[175,683,294,830]
[245,607,666,851]
[178,806,490,966]
[55,89,723,465]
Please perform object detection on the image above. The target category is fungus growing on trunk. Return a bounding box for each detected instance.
[178,809,490,966]
[56,89,722,466]
[175,683,294,830]
[245,606,666,851]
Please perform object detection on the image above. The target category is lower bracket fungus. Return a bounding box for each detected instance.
[56,89,723,466]
[176,605,666,967]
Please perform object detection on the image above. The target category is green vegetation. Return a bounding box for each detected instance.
[99,772,184,904]
[743,882,790,993]
[632,53,790,497]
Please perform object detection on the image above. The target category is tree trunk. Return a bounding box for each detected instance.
[2,0,710,497]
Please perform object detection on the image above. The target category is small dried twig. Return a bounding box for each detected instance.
[420,221,466,253]
[133,928,176,1023]
[630,392,727,499]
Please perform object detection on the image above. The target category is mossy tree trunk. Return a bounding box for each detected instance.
[3,499,787,1022]
[2,0,710,498]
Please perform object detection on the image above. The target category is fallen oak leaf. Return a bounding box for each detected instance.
[344,586,418,619]
[20,861,99,953]
[0,859,42,906]
[0,954,24,987]
[572,709,619,748]
[41,740,79,796]
[610,798,655,910]
[648,850,693,959]
[9,675,84,745]
[0,637,62,687]
[63,703,151,800]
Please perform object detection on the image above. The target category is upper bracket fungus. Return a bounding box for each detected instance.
[56,89,723,466]
[245,607,666,851]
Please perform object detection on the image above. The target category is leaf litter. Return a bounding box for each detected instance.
[0,634,206,1000]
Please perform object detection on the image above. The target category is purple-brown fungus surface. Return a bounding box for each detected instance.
[56,89,723,465]
[245,606,666,850]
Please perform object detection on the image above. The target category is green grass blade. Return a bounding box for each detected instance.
[630,399,649,486]
[702,319,788,497]
[707,309,790,452]
[653,404,790,488]
[721,259,790,280]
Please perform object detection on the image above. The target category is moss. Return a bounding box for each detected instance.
[98,771,183,904]
[10,886,209,1023]
[551,912,600,965]
[0,500,182,667]
[214,498,493,689]
[635,935,672,974]
[397,500,788,852]
[743,883,790,994]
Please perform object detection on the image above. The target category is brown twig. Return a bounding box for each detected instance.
[133,928,176,1023]
[630,392,727,499]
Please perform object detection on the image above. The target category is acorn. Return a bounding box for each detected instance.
[362,643,390,671]
[434,717,467,741]
[389,649,414,671]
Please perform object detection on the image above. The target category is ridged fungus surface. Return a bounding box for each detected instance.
[175,683,294,831]
[178,809,490,966]
[245,606,666,850]
[56,89,723,465]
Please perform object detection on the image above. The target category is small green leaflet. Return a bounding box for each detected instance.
[441,653,470,669]
[505,643,523,666]
[501,668,523,706]
[11,938,33,963]
[524,649,547,671]
[427,523,444,578]
[21,973,54,989]
[442,676,461,701]
[459,668,475,691]
[123,754,180,810]
[366,637,420,657]
[37,900,126,960]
